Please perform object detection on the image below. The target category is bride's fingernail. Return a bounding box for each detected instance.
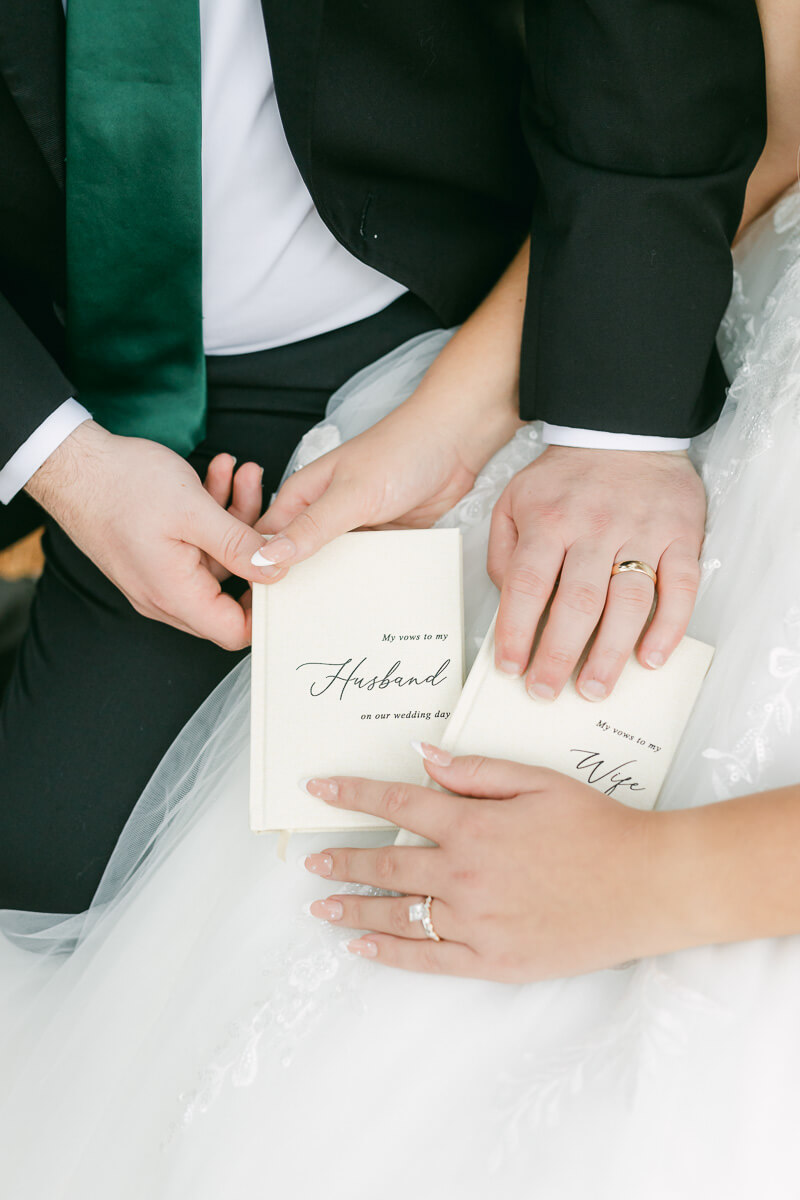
[348,938,378,959]
[527,680,556,702]
[310,899,344,922]
[645,650,665,669]
[304,853,334,877]
[302,778,339,801]
[250,535,296,567]
[410,741,453,767]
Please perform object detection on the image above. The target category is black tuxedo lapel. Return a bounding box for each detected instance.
[0,0,65,189]
[259,0,324,191]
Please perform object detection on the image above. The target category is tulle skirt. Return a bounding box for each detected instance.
[2,187,800,1197]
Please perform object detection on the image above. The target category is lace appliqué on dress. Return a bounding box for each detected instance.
[488,190,800,1165]
[435,424,543,533]
[710,189,800,513]
[703,604,800,799]
[290,422,342,471]
[166,883,384,1146]
[489,961,729,1170]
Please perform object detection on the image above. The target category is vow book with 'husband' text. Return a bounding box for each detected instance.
[250,529,464,833]
[395,612,714,847]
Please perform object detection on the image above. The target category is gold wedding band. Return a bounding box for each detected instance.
[610,559,657,586]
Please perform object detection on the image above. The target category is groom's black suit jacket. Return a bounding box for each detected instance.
[0,0,766,473]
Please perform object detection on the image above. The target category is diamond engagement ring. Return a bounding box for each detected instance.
[408,895,442,942]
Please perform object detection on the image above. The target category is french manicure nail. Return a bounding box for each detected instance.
[250,535,296,567]
[302,778,339,801]
[304,853,333,877]
[348,938,378,958]
[645,651,665,669]
[579,680,607,701]
[310,899,344,922]
[410,741,453,767]
[528,681,556,702]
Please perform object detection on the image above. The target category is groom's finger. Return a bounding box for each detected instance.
[189,492,289,585]
[203,452,236,508]
[525,537,613,699]
[228,462,264,528]
[638,539,701,670]
[165,559,253,650]
[493,533,563,677]
[575,544,658,700]
[203,460,265,584]
[486,500,518,589]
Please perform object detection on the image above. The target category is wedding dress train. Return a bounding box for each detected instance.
[2,187,800,1198]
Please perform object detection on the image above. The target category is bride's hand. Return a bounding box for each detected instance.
[249,391,522,581]
[302,748,674,982]
[248,241,530,580]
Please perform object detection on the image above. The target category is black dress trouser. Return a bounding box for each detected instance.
[0,293,439,915]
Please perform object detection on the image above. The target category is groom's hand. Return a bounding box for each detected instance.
[488,446,706,700]
[25,420,279,649]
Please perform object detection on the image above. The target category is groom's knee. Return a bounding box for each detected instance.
[0,820,110,912]
[0,844,105,917]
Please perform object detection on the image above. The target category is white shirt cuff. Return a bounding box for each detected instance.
[0,399,93,505]
[541,423,691,453]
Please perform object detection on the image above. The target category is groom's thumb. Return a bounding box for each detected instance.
[192,493,286,584]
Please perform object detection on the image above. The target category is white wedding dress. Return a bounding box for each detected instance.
[2,187,800,1198]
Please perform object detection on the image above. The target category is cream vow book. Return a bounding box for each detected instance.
[395,610,714,847]
[250,529,464,832]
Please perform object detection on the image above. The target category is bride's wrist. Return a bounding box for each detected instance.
[404,376,524,468]
[662,787,800,950]
[628,808,715,958]
[641,802,762,957]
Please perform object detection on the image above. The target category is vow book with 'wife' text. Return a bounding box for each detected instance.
[250,529,464,833]
[395,610,714,847]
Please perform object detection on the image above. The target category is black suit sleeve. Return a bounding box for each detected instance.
[0,289,74,476]
[519,0,767,437]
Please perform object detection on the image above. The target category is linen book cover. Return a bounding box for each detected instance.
[395,611,714,847]
[250,529,464,833]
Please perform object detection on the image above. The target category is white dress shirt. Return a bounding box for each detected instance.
[541,425,689,452]
[0,0,687,504]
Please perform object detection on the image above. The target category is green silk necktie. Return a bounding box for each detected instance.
[65,0,206,456]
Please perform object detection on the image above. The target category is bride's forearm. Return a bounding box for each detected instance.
[402,240,530,469]
[737,0,800,238]
[652,785,800,951]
